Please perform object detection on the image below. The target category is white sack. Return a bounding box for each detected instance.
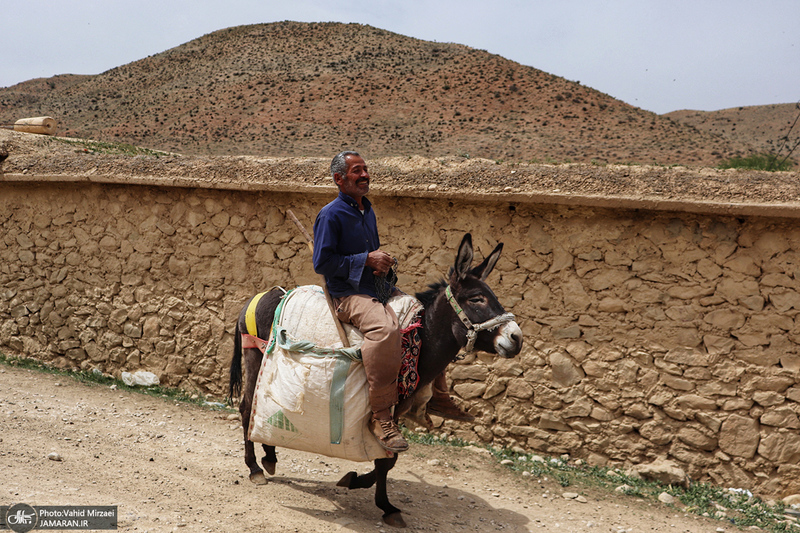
[248,285,421,462]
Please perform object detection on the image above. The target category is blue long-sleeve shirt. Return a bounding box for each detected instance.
[312,192,393,299]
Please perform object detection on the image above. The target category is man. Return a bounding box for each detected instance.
[312,151,409,453]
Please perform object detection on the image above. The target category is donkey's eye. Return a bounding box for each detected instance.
[468,296,486,304]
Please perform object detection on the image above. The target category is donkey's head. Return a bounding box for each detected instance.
[446,233,523,358]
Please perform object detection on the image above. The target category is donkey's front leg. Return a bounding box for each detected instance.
[374,456,404,527]
[398,382,433,430]
[336,467,378,490]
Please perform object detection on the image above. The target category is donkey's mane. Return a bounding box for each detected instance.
[415,279,447,308]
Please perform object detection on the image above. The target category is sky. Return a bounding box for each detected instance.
[2,0,798,115]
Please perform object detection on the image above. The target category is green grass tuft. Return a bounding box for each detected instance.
[54,138,170,157]
[718,153,794,171]
[401,423,796,531]
[0,352,232,411]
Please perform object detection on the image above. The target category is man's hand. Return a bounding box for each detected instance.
[366,250,394,276]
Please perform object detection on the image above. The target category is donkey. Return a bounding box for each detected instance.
[229,233,523,527]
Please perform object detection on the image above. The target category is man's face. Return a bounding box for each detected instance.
[335,155,370,200]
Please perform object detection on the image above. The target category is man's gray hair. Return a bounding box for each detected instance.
[330,151,360,180]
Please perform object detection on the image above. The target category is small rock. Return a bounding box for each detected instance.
[463,445,491,455]
[658,492,676,505]
[783,494,800,506]
[615,484,634,493]
[563,492,579,500]
[427,184,438,191]
[730,487,754,498]
[500,459,514,466]
[630,458,689,488]
[576,496,588,503]
[427,459,440,466]
[121,371,159,387]
[226,413,240,421]
[47,452,63,462]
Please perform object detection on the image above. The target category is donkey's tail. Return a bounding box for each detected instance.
[228,320,243,403]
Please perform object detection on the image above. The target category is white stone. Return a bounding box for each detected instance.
[658,492,676,504]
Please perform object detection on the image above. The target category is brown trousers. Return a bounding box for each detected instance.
[335,293,402,414]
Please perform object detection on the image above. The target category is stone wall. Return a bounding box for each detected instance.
[3,174,800,497]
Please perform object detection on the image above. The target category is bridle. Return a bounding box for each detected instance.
[445,285,516,357]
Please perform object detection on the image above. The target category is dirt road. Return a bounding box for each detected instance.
[1,365,730,532]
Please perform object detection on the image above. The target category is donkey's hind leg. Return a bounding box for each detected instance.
[239,346,268,485]
[261,444,277,475]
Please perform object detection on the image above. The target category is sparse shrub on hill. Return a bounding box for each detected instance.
[763,100,800,170]
[718,101,799,171]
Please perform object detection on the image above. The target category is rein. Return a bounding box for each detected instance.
[444,285,515,357]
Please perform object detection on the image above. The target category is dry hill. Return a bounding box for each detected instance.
[665,102,799,157]
[0,21,760,166]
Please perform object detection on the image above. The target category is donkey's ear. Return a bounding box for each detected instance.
[472,242,503,281]
[453,233,474,280]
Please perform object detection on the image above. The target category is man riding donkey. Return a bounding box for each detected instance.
[312,151,473,453]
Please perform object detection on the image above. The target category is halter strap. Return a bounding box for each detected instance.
[445,285,515,355]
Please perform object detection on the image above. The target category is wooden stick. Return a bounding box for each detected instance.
[286,209,350,348]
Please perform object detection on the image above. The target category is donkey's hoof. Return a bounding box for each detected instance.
[336,471,357,488]
[383,511,406,528]
[249,471,268,485]
[262,460,276,476]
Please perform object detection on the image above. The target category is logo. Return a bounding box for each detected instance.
[5,503,37,533]
[1,504,117,530]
